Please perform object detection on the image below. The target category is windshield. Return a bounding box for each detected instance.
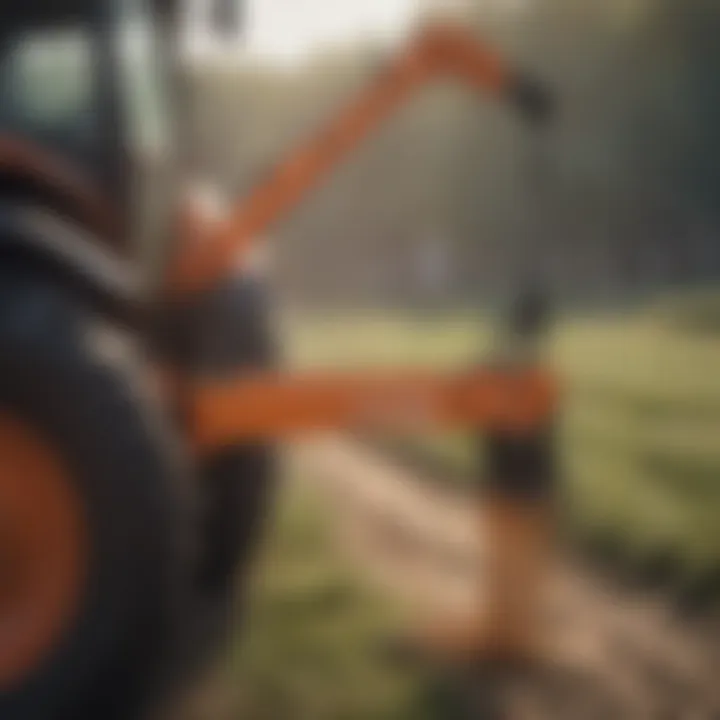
[0,25,99,157]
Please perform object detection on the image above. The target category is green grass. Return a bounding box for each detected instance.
[649,287,720,335]
[283,307,720,602]
[214,479,433,720]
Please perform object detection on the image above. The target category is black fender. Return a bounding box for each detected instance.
[0,205,140,326]
[155,268,280,619]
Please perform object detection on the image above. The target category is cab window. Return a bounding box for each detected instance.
[0,26,99,154]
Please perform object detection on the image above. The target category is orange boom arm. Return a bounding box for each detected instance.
[163,21,556,451]
[167,22,550,296]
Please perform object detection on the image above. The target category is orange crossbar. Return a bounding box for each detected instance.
[192,367,558,451]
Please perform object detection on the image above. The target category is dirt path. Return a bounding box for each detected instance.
[296,438,720,719]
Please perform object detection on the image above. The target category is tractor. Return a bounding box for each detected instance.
[0,1,556,718]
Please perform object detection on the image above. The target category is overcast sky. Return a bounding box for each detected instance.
[244,0,422,61]
[187,0,527,64]
[184,0,427,62]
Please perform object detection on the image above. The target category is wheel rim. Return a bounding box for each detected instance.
[0,414,87,692]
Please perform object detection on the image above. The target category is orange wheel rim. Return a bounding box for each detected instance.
[0,414,87,692]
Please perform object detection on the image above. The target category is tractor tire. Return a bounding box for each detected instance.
[0,266,191,720]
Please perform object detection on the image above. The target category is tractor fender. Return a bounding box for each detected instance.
[0,204,140,326]
[154,267,280,637]
[154,255,278,376]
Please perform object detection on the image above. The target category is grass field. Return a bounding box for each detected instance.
[182,299,719,718]
[284,303,720,607]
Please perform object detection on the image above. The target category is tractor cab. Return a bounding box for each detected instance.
[0,0,179,288]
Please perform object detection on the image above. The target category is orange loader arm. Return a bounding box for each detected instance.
[165,21,556,450]
[167,21,551,297]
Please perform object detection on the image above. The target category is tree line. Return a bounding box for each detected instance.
[188,0,720,308]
